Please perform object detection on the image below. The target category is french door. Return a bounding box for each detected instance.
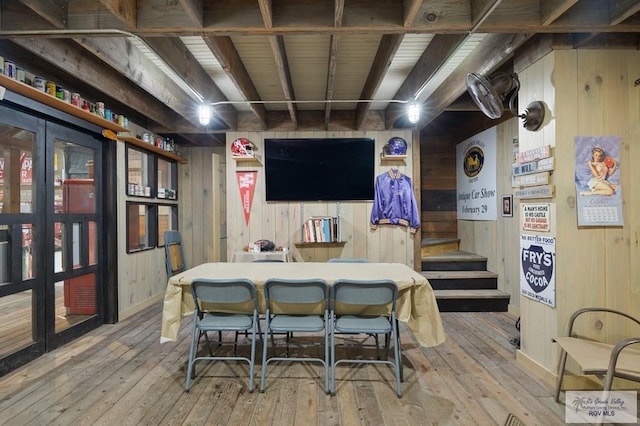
[0,105,105,374]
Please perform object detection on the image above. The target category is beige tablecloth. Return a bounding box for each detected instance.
[160,262,446,348]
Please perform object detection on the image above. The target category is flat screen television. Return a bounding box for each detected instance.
[264,137,375,202]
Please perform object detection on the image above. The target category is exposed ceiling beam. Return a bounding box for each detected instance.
[202,35,269,130]
[98,0,136,28]
[324,0,345,129]
[403,0,423,27]
[3,1,637,35]
[416,33,532,128]
[74,36,207,130]
[19,0,67,28]
[385,33,468,129]
[259,0,298,128]
[7,38,179,130]
[142,36,235,129]
[178,0,203,27]
[610,0,640,25]
[355,34,404,130]
[540,0,579,26]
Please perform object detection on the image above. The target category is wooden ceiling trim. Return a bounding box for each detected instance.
[19,0,67,28]
[355,34,404,130]
[203,35,268,130]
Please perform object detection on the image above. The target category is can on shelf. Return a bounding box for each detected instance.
[96,102,105,118]
[62,89,71,102]
[82,99,90,111]
[45,81,56,96]
[4,61,16,79]
[55,86,64,100]
[71,92,81,107]
[117,114,125,127]
[104,109,112,121]
[32,76,46,91]
[16,67,25,83]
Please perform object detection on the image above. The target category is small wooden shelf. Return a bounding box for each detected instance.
[380,154,407,161]
[294,241,346,248]
[232,155,262,164]
[0,74,128,133]
[119,136,187,163]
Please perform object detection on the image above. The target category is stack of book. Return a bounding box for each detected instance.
[302,216,340,243]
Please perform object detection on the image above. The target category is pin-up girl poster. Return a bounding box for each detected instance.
[574,136,623,226]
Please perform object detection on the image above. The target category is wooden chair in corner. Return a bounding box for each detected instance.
[163,230,186,279]
[554,307,640,403]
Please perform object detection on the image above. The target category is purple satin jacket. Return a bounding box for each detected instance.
[370,169,420,233]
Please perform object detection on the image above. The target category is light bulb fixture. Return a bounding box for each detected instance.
[407,102,420,124]
[197,98,418,126]
[198,104,212,126]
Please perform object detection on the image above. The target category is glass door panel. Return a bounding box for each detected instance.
[49,126,102,341]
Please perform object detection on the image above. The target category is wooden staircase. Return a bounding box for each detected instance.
[421,239,510,312]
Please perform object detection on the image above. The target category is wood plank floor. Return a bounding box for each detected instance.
[0,303,571,425]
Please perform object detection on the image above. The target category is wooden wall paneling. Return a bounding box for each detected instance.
[495,117,520,312]
[210,152,225,261]
[189,147,207,266]
[115,143,166,319]
[625,51,640,335]
[517,51,559,373]
[180,148,195,266]
[223,129,415,265]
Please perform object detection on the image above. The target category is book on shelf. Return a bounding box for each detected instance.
[302,216,340,243]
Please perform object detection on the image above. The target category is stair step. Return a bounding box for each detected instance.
[420,238,460,257]
[422,250,487,271]
[434,289,510,312]
[423,270,498,290]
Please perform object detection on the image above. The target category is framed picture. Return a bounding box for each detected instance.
[502,195,513,217]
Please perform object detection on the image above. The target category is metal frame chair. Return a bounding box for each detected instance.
[554,307,640,403]
[330,279,402,397]
[260,278,330,393]
[185,278,259,392]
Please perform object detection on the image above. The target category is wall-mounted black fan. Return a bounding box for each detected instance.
[466,72,545,131]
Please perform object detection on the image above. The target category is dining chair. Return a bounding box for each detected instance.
[330,279,402,397]
[185,278,259,393]
[260,278,330,393]
[163,230,186,278]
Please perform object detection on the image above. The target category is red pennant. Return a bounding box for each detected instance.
[236,171,257,225]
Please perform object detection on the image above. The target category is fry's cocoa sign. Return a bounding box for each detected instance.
[520,234,556,307]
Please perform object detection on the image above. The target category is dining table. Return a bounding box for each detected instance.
[160,262,446,348]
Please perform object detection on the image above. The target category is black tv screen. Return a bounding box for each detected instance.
[264,138,375,202]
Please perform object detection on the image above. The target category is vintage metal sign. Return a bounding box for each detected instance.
[516,145,551,164]
[522,203,550,232]
[512,171,550,188]
[514,185,555,199]
[512,157,555,177]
